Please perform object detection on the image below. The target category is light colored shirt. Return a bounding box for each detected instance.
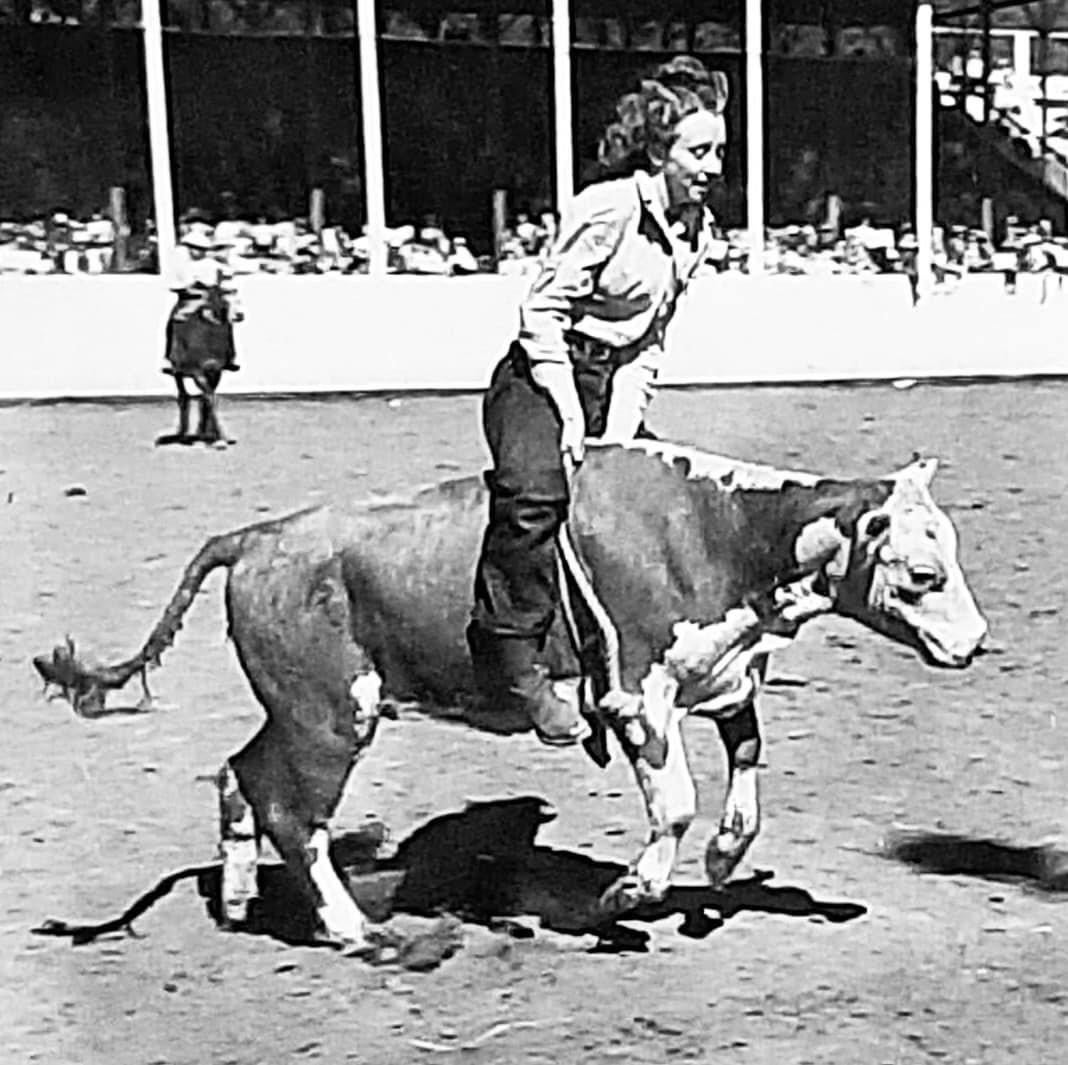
[170,250,242,319]
[172,251,228,290]
[517,170,714,441]
[519,170,713,365]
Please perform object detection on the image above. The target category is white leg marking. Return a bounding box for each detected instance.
[307,827,370,947]
[217,763,259,926]
[349,671,382,745]
[631,711,697,898]
[606,666,696,907]
[706,766,761,888]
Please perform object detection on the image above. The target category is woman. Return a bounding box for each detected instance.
[468,55,729,746]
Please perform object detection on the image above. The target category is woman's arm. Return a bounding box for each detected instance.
[519,185,631,458]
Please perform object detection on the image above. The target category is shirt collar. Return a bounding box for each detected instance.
[634,169,711,246]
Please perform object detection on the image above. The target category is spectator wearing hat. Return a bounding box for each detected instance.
[164,228,243,373]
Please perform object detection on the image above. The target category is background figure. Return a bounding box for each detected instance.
[160,228,243,445]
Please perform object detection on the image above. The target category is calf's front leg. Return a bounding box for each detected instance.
[705,701,762,889]
[597,666,697,919]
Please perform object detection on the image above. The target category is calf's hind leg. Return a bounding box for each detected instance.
[217,760,260,928]
[228,703,380,951]
[225,553,385,950]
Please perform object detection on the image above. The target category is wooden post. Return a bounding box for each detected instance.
[492,187,508,269]
[745,0,765,275]
[141,0,178,278]
[109,185,129,273]
[1040,32,1049,159]
[484,0,504,259]
[982,195,994,240]
[915,0,934,302]
[551,0,574,218]
[309,187,326,234]
[981,0,992,125]
[356,0,388,275]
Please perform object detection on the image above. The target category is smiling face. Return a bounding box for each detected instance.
[660,109,727,209]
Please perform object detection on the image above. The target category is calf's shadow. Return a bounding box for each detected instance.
[34,796,867,959]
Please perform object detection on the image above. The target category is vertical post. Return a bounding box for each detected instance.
[309,187,326,235]
[492,187,508,269]
[484,0,504,256]
[981,0,992,125]
[552,0,574,219]
[745,0,764,275]
[1012,30,1029,85]
[981,195,994,240]
[356,0,388,275]
[1040,33,1049,159]
[141,0,177,279]
[915,0,934,302]
[109,185,129,273]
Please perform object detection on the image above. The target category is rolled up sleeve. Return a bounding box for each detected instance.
[518,190,629,367]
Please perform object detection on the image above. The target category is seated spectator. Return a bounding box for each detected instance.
[213,193,249,250]
[250,215,277,258]
[417,213,451,257]
[448,236,480,275]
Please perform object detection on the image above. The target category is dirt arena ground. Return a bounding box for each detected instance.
[2,380,1067,1065]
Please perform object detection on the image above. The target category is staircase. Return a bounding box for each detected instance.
[939,77,1068,203]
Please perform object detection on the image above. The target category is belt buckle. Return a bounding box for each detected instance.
[573,335,611,365]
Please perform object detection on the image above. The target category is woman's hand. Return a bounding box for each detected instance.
[530,362,587,468]
[559,417,586,468]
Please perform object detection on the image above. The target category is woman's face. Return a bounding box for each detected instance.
[661,109,727,208]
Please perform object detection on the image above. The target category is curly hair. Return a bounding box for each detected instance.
[597,55,729,177]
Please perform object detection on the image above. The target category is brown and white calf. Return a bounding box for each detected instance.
[35,441,987,953]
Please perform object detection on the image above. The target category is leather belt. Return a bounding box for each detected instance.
[565,331,623,367]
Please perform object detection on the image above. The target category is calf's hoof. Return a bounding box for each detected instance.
[705,835,750,890]
[596,872,664,923]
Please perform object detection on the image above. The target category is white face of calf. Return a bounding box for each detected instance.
[832,459,988,667]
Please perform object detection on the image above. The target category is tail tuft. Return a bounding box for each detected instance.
[34,637,108,717]
[32,527,248,719]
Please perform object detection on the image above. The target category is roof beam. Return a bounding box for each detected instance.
[934,0,1040,24]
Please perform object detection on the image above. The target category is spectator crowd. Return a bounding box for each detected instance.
[4,200,1068,296]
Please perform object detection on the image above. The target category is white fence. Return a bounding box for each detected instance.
[2,272,1067,402]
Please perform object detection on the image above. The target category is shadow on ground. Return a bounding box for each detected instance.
[885,829,1068,894]
[33,797,867,966]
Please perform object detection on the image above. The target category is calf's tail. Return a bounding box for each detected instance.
[33,528,250,716]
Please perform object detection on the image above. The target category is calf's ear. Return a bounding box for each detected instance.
[891,455,939,488]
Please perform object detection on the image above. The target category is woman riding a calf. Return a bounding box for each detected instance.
[468,55,730,746]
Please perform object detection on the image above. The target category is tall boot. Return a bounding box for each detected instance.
[466,622,589,747]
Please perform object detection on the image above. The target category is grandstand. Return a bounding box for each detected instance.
[2,0,1068,281]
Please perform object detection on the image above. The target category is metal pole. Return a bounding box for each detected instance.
[357,0,388,275]
[552,0,574,218]
[981,0,992,125]
[141,0,177,279]
[745,0,764,275]
[916,0,934,301]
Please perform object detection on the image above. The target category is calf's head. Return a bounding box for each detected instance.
[799,458,988,667]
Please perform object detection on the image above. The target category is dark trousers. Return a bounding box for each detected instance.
[471,343,614,640]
